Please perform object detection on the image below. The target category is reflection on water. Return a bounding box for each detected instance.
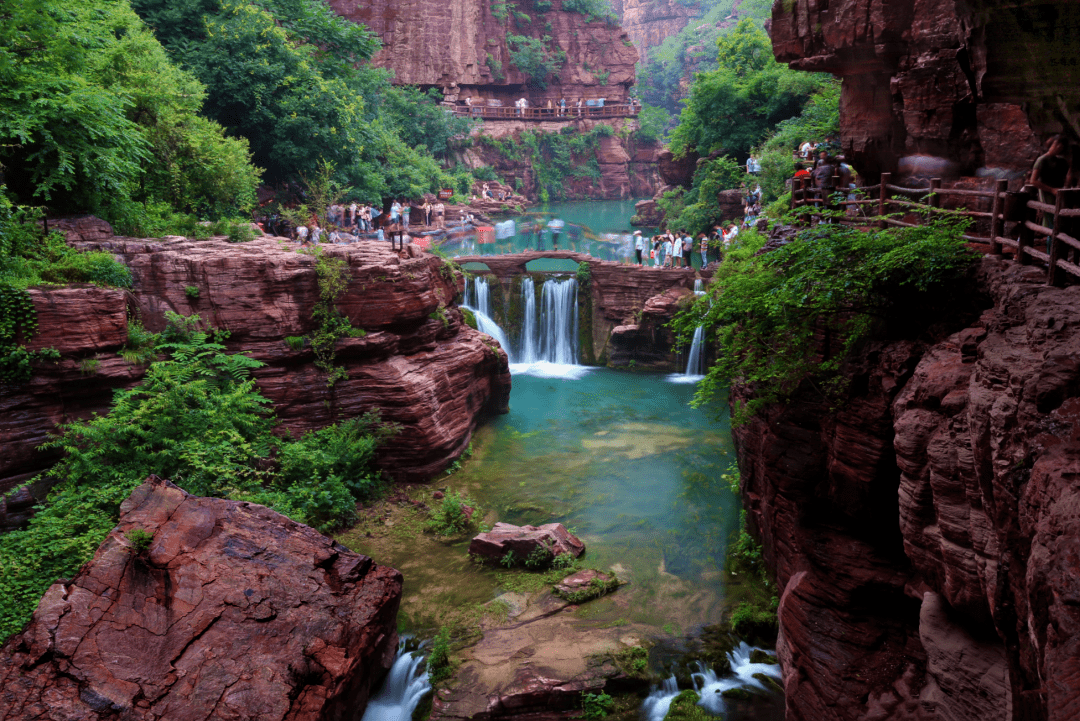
[445,198,657,271]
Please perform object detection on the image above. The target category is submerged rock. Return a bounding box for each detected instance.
[0,476,403,721]
[553,569,621,603]
[468,522,585,565]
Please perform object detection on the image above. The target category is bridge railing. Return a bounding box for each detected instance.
[451,104,639,120]
[790,172,1080,287]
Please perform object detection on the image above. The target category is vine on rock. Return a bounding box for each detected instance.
[0,285,58,385]
[307,250,354,388]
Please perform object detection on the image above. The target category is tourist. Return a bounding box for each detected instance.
[295,223,308,244]
[633,230,644,265]
[682,231,693,269]
[434,200,446,229]
[651,237,661,267]
[576,98,583,117]
[422,200,432,226]
[1030,135,1072,247]
[560,97,567,116]
[329,227,341,244]
[310,221,322,245]
[699,233,708,268]
[746,156,761,174]
[799,140,813,159]
[402,202,410,230]
[390,200,401,226]
[662,234,673,268]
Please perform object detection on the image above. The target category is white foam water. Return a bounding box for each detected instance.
[360,639,430,721]
[641,643,782,721]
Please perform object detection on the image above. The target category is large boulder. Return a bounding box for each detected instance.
[0,477,403,721]
[469,522,585,564]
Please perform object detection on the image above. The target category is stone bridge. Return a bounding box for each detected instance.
[455,251,593,278]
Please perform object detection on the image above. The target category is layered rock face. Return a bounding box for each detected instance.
[611,0,698,63]
[462,118,662,200]
[736,257,1080,720]
[770,0,1080,182]
[332,0,636,105]
[1,235,511,495]
[0,476,403,720]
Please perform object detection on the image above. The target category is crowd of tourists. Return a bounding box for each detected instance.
[262,197,459,246]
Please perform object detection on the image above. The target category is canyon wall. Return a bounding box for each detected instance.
[0,230,511,500]
[771,0,1080,184]
[735,256,1080,720]
[0,476,403,721]
[611,0,699,64]
[331,0,636,106]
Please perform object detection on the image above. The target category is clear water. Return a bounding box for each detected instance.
[461,369,739,628]
[360,639,430,721]
[446,198,656,271]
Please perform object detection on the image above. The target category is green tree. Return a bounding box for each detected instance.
[507,34,566,89]
[668,18,829,160]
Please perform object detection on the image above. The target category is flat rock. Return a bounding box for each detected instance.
[0,476,403,721]
[468,522,585,564]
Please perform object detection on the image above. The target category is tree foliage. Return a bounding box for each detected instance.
[671,221,980,423]
[0,0,260,225]
[668,19,831,161]
[507,34,567,89]
[659,155,745,234]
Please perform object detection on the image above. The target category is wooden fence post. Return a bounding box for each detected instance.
[878,173,890,228]
[1017,185,1035,265]
[1047,190,1067,286]
[989,178,1007,255]
[791,178,800,212]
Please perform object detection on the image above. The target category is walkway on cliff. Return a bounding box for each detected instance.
[451,104,639,121]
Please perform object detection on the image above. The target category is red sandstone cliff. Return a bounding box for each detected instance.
[0,476,402,720]
[0,234,511,496]
[735,257,1080,720]
[770,0,1080,183]
[611,0,698,64]
[331,0,637,105]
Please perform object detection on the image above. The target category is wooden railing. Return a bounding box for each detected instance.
[790,173,1080,286]
[451,104,639,120]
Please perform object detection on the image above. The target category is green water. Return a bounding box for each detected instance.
[446,198,659,272]
[465,369,739,628]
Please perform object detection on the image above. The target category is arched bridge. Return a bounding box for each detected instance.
[455,250,594,278]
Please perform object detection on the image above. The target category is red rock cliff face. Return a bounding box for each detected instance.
[735,257,1080,720]
[0,476,403,721]
[611,0,698,63]
[331,0,637,104]
[770,0,1080,183]
[0,236,511,494]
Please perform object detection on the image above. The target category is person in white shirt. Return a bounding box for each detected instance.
[633,230,644,265]
[662,235,674,268]
[295,225,308,244]
[349,202,357,230]
[799,141,813,159]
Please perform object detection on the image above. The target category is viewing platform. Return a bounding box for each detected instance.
[451,104,639,121]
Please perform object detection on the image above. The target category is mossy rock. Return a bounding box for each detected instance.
[460,307,478,330]
[748,649,778,665]
[720,686,755,701]
[752,672,783,693]
[664,690,710,721]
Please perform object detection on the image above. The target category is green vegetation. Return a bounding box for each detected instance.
[0,313,396,641]
[611,645,650,679]
[427,491,483,537]
[307,250,354,388]
[663,690,710,720]
[1,0,259,231]
[581,691,614,719]
[426,626,454,685]
[125,528,154,553]
[657,155,744,235]
[562,0,616,23]
[553,573,620,603]
[79,358,100,376]
[669,19,831,161]
[575,261,592,286]
[185,286,200,299]
[507,34,567,88]
[670,220,979,424]
[752,80,841,203]
[633,103,672,145]
[478,127,611,201]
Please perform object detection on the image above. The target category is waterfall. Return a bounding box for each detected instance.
[667,282,708,384]
[538,277,579,366]
[683,325,706,377]
[360,639,430,721]
[462,277,512,358]
[518,276,538,364]
[640,643,782,721]
[512,276,588,379]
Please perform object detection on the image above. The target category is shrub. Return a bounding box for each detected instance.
[427,626,454,685]
[125,528,154,552]
[185,285,200,299]
[79,358,100,375]
[581,691,614,719]
[285,336,305,351]
[427,491,481,537]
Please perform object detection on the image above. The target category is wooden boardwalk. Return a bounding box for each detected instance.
[452,104,638,121]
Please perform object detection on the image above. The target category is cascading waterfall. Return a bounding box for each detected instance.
[462,277,512,355]
[360,639,430,721]
[667,280,708,383]
[518,276,538,364]
[537,277,579,366]
[641,643,783,721]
